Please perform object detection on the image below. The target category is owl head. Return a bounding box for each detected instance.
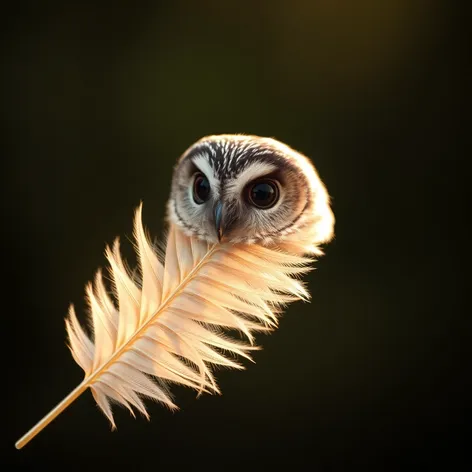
[167,134,334,250]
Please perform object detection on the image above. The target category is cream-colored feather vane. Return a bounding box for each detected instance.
[15,203,315,449]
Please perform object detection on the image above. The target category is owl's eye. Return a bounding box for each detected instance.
[247,179,280,209]
[193,172,211,204]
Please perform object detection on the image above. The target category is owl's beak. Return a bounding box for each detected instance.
[214,202,224,242]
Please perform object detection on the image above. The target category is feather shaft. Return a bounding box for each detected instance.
[15,381,88,450]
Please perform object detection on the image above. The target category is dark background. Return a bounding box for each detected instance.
[3,1,468,470]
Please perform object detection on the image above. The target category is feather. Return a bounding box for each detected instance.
[15,202,316,449]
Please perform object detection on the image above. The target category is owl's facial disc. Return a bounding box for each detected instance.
[168,135,334,246]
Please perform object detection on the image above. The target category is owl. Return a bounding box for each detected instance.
[16,134,335,449]
[168,134,334,253]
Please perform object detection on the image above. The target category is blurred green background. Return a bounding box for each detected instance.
[3,1,467,469]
